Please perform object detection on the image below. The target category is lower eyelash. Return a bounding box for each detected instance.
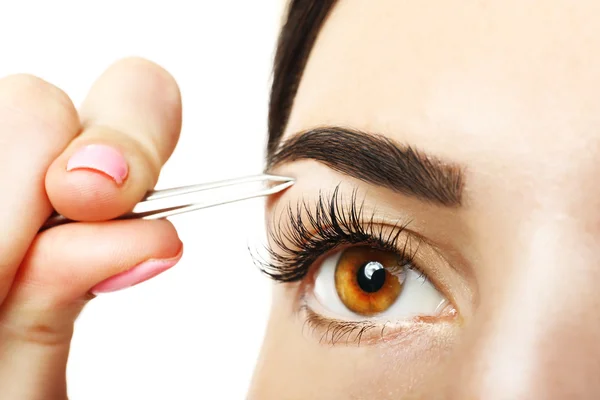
[301,304,452,347]
[301,304,378,346]
[253,184,416,283]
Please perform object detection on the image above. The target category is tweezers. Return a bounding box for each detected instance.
[40,174,294,231]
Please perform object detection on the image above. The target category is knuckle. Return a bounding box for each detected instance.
[0,310,78,346]
[0,73,78,132]
[6,321,63,346]
[0,277,87,346]
[112,56,180,95]
[132,135,163,179]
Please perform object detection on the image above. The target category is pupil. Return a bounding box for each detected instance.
[357,261,386,293]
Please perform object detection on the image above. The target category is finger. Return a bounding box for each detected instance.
[0,219,182,397]
[8,218,182,309]
[0,74,80,301]
[46,57,182,221]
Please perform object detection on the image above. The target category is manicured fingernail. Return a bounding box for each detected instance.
[90,246,183,294]
[66,144,129,185]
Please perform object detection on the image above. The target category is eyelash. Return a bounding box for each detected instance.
[301,305,380,346]
[252,185,429,345]
[255,185,419,283]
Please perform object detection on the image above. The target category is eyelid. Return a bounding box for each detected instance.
[264,186,474,309]
[256,185,417,282]
[299,303,457,347]
[296,238,461,346]
[252,186,475,347]
[399,228,476,316]
[300,252,458,346]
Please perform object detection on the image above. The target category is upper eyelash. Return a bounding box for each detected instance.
[253,184,418,283]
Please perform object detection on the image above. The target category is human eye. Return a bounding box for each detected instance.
[255,185,458,346]
[310,246,446,321]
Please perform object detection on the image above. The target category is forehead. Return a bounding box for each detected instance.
[284,0,600,167]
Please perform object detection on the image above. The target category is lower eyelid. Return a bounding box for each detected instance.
[299,304,457,346]
[296,248,460,346]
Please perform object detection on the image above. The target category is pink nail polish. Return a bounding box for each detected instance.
[90,247,183,294]
[66,144,129,185]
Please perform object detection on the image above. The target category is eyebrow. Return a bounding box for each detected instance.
[266,127,465,207]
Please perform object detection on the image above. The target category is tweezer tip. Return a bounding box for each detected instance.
[264,174,295,183]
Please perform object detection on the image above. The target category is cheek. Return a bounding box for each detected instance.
[251,285,460,400]
[340,325,458,398]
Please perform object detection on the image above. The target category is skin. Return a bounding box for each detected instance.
[249,0,600,398]
[5,2,600,399]
[0,58,183,399]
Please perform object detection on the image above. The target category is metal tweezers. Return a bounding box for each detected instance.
[41,174,294,231]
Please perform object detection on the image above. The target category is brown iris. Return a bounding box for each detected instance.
[334,246,404,316]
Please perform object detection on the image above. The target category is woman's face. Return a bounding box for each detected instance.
[249,1,600,398]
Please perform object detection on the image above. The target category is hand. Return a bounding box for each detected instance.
[0,58,184,399]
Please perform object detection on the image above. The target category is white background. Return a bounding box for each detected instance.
[0,1,285,398]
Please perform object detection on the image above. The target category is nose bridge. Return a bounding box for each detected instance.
[442,216,600,399]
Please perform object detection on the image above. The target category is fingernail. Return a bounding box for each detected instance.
[90,246,183,294]
[66,144,129,185]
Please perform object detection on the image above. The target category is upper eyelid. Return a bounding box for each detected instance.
[256,185,418,282]
[271,180,475,288]
[260,185,471,306]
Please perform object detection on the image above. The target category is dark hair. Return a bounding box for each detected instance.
[267,0,338,159]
